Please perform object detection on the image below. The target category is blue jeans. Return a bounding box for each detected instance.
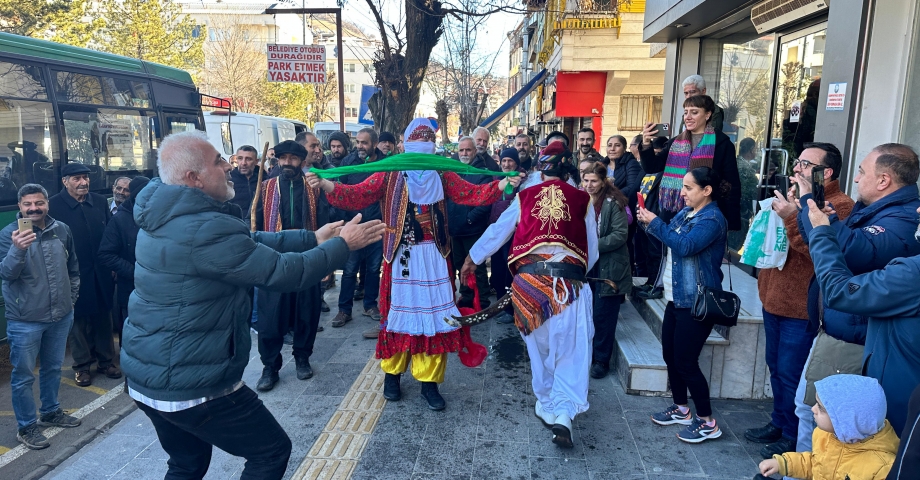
[763,309,815,442]
[8,312,74,429]
[338,240,382,315]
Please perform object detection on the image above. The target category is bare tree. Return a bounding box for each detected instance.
[201,16,266,113]
[359,0,526,133]
[309,70,339,126]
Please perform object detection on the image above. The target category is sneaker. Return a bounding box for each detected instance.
[75,370,91,387]
[295,357,313,380]
[633,284,652,295]
[38,409,81,428]
[321,300,330,313]
[677,417,722,444]
[589,362,609,379]
[636,286,663,300]
[363,326,380,339]
[745,422,783,444]
[256,366,279,392]
[760,437,795,459]
[17,424,49,450]
[651,404,693,426]
[363,307,382,321]
[96,364,122,379]
[420,382,445,411]
[331,312,352,328]
[383,373,401,401]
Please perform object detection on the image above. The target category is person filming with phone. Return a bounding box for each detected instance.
[0,184,81,450]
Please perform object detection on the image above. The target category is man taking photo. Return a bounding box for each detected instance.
[1,184,82,450]
[121,131,385,479]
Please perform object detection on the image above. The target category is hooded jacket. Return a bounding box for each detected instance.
[327,132,352,168]
[810,223,920,433]
[774,375,898,479]
[121,178,349,401]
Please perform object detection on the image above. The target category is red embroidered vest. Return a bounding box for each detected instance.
[509,180,590,271]
[380,171,450,263]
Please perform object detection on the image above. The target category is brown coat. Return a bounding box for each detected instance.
[758,181,855,319]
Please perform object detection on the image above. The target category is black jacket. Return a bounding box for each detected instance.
[336,148,384,222]
[48,191,114,316]
[98,200,139,307]
[607,153,643,208]
[447,155,494,237]
[639,130,741,230]
[476,151,501,172]
[229,165,260,219]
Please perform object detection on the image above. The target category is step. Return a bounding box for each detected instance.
[631,294,730,346]
[615,302,669,396]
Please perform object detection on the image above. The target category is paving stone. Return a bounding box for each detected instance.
[107,458,169,479]
[624,410,704,476]
[588,473,647,480]
[477,388,531,443]
[470,440,531,480]
[529,456,590,479]
[716,410,774,462]
[413,426,476,477]
[579,420,644,473]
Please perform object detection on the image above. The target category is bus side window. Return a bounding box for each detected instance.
[0,100,59,204]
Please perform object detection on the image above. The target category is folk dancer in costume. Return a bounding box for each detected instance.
[461,141,598,448]
[253,140,333,391]
[306,118,522,411]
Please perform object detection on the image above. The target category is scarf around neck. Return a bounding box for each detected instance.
[660,124,716,212]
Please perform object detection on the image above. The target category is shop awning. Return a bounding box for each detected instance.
[479,68,548,129]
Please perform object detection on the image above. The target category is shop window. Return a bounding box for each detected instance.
[618,95,662,131]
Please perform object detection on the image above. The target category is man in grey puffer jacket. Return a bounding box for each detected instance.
[122,131,385,480]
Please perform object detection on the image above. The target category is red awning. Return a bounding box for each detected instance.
[555,71,607,117]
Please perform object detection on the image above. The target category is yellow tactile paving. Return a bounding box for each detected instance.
[290,356,384,480]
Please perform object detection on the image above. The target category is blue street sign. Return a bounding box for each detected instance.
[359,85,379,125]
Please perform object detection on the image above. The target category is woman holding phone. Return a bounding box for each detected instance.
[636,166,728,444]
[639,95,741,231]
[582,163,632,379]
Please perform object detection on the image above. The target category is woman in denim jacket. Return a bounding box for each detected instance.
[636,166,728,444]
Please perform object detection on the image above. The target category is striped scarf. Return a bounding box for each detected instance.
[660,124,716,212]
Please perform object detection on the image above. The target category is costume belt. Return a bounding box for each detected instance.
[516,261,586,281]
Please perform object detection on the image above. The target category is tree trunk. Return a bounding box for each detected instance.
[435,99,450,145]
[368,0,444,134]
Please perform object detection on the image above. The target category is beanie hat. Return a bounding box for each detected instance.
[272,140,307,162]
[499,148,520,167]
[379,131,397,144]
[327,131,351,151]
[128,176,150,201]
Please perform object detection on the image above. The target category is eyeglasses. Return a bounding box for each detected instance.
[792,158,820,169]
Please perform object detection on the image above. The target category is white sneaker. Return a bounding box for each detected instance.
[534,402,554,427]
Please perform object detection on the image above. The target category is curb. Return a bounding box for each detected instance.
[24,401,137,480]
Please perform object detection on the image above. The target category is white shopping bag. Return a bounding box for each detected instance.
[740,198,789,270]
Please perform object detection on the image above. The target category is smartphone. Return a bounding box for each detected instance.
[637,195,646,210]
[653,123,670,138]
[775,175,791,197]
[812,166,826,209]
[17,218,32,233]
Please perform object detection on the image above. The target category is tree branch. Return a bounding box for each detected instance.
[364,0,391,58]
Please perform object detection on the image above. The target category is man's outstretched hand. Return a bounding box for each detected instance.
[315,220,344,244]
[339,214,386,251]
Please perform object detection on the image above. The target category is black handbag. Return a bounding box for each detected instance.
[691,257,740,326]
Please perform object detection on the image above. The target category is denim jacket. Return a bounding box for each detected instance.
[647,202,727,308]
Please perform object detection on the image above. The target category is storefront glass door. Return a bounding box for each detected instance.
[770,25,827,175]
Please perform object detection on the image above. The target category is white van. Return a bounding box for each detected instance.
[312,121,364,149]
[204,112,307,157]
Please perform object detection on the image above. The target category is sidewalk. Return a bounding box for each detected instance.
[42,287,773,480]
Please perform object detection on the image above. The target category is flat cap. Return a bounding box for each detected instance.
[62,163,92,177]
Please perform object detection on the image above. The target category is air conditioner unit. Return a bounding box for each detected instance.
[751,0,830,34]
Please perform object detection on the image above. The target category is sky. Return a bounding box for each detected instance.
[308,0,523,74]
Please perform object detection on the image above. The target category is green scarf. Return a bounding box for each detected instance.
[309,152,519,193]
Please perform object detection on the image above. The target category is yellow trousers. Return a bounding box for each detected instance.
[380,351,447,383]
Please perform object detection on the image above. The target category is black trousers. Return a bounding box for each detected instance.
[661,302,714,417]
[451,234,491,308]
[136,386,292,480]
[592,294,622,366]
[69,312,116,371]
[891,383,920,479]
[258,292,320,371]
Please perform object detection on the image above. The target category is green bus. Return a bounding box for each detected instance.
[0,32,206,339]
